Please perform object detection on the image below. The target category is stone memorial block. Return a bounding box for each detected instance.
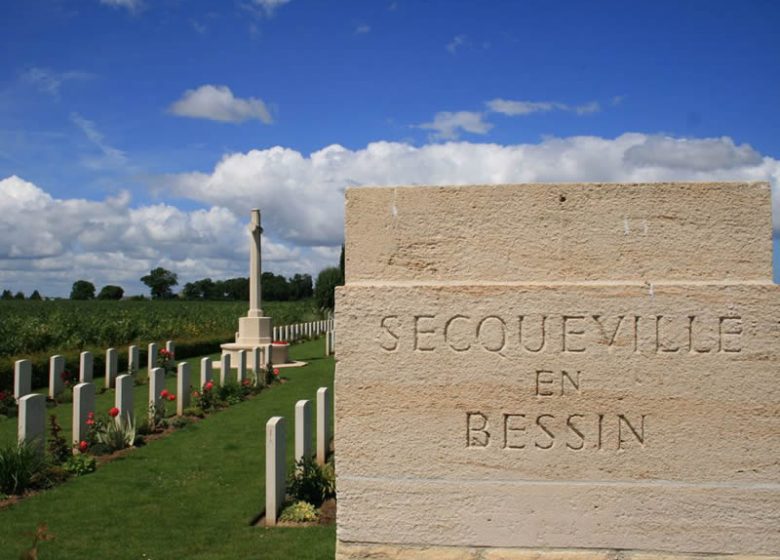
[79,351,93,383]
[14,359,31,400]
[148,367,164,413]
[18,393,45,455]
[148,343,157,371]
[128,345,139,374]
[105,348,118,389]
[316,387,331,465]
[265,416,286,526]
[295,399,312,465]
[200,357,212,387]
[49,355,64,398]
[176,362,191,415]
[335,183,780,558]
[220,353,231,385]
[72,382,95,447]
[115,374,133,423]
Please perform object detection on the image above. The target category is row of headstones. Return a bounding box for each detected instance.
[17,347,277,454]
[264,386,332,525]
[271,318,334,344]
[12,340,178,401]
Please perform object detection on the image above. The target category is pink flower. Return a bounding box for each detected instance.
[86,418,95,426]
[160,389,169,398]
[108,407,120,418]
[273,368,280,376]
[168,394,175,402]
[78,441,88,452]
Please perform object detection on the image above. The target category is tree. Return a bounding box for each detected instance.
[29,290,42,301]
[140,267,178,299]
[0,290,12,300]
[261,272,289,301]
[14,291,25,300]
[70,280,95,300]
[97,285,124,300]
[339,244,345,281]
[289,273,313,300]
[314,267,343,310]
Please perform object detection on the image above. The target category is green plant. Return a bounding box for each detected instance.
[63,453,96,476]
[286,457,335,507]
[147,401,169,433]
[193,380,217,411]
[217,381,244,405]
[181,406,205,418]
[47,415,70,465]
[170,416,191,429]
[0,389,16,416]
[0,441,47,495]
[279,500,319,523]
[95,416,136,453]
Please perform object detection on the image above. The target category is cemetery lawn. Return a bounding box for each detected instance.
[0,339,335,560]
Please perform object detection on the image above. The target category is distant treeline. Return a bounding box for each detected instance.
[181,273,313,301]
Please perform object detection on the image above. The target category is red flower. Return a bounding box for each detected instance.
[160,389,169,398]
[86,418,95,426]
[204,381,214,391]
[168,394,175,402]
[78,441,88,452]
[87,411,94,418]
[242,379,251,386]
[108,407,120,418]
[273,368,280,376]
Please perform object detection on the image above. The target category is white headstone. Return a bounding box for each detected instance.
[105,348,118,389]
[295,399,312,465]
[165,340,175,356]
[176,362,191,415]
[72,382,95,447]
[147,343,157,371]
[115,374,134,424]
[49,355,64,398]
[220,353,231,385]
[148,367,165,413]
[14,359,32,400]
[18,393,45,455]
[265,416,286,526]
[251,347,262,374]
[317,387,331,465]
[79,351,93,383]
[128,345,139,374]
[237,350,247,383]
[200,357,212,387]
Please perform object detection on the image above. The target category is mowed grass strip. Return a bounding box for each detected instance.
[0,339,335,560]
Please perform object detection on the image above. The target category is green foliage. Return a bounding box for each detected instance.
[70,280,95,300]
[29,290,42,301]
[0,389,16,416]
[140,267,178,299]
[0,290,11,300]
[97,285,124,300]
[63,453,96,476]
[286,457,336,507]
[314,267,343,311]
[217,381,245,405]
[0,442,47,495]
[181,406,205,418]
[94,417,136,453]
[279,500,319,523]
[170,416,191,429]
[14,291,25,300]
[47,415,70,465]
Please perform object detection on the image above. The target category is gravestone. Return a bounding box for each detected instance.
[335,183,780,558]
[13,359,31,400]
[105,347,118,389]
[72,382,95,447]
[128,345,139,374]
[176,362,191,415]
[295,399,312,465]
[49,355,64,398]
[200,357,212,387]
[79,351,93,383]
[18,393,45,455]
[115,374,133,423]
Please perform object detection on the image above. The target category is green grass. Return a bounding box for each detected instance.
[0,339,335,559]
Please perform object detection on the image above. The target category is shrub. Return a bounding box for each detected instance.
[63,454,96,476]
[181,406,205,418]
[47,415,70,464]
[286,457,335,507]
[0,442,47,495]
[95,416,136,453]
[0,389,16,417]
[279,500,319,523]
[170,416,191,429]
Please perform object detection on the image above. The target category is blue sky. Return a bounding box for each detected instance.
[0,0,778,296]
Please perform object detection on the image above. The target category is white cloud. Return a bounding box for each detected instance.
[2,133,778,295]
[99,0,144,13]
[250,0,291,17]
[487,98,601,116]
[169,85,273,124]
[20,67,91,98]
[446,34,467,54]
[416,111,492,141]
[355,24,371,34]
[70,113,128,169]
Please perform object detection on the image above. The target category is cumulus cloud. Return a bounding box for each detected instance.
[166,134,780,252]
[2,133,778,295]
[169,85,273,124]
[416,111,492,140]
[99,0,144,13]
[486,98,601,116]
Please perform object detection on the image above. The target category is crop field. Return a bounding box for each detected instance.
[0,299,321,358]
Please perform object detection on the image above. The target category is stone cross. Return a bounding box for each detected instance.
[248,209,263,318]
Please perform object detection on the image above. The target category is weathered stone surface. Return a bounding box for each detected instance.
[335,183,780,557]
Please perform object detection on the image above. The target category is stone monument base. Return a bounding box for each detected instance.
[337,542,780,560]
